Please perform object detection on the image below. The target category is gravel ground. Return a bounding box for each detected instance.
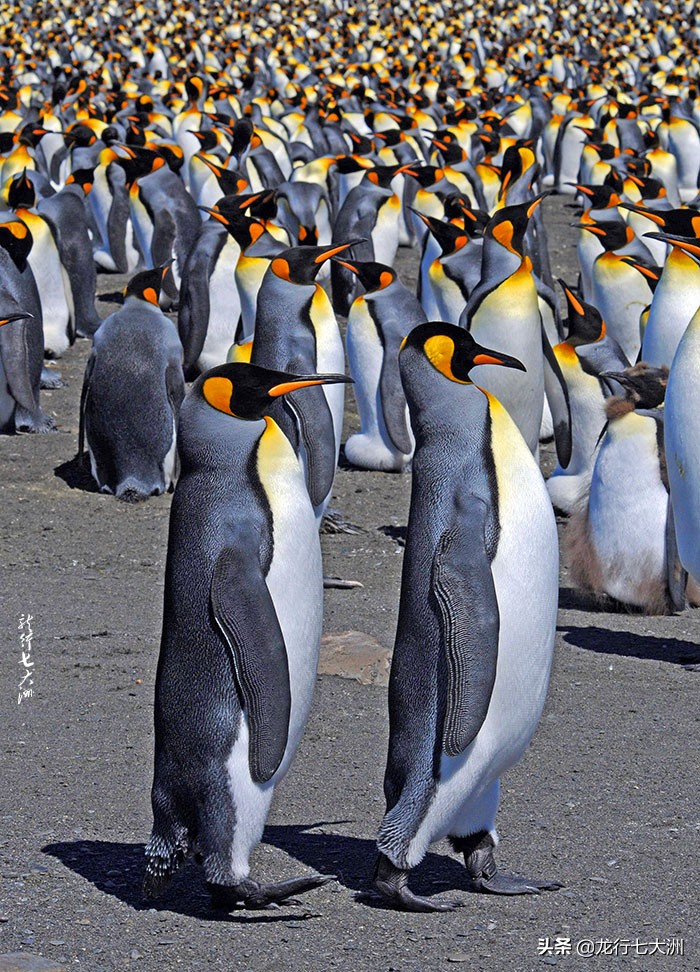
[1,196,699,972]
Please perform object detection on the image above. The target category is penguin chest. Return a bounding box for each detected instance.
[665,331,700,579]
[129,187,154,266]
[310,286,345,449]
[200,241,242,369]
[236,256,268,340]
[20,212,72,355]
[257,421,324,765]
[469,268,544,452]
[642,253,700,368]
[588,415,668,605]
[371,195,401,266]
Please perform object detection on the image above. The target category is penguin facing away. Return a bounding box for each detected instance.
[144,362,350,908]
[374,322,561,911]
[80,266,185,501]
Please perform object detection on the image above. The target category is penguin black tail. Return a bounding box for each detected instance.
[143,830,189,899]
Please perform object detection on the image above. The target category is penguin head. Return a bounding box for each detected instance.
[7,169,36,210]
[364,163,418,189]
[572,183,622,209]
[0,219,33,271]
[197,155,249,195]
[156,142,185,172]
[271,241,363,285]
[642,231,700,267]
[410,209,471,255]
[331,258,396,292]
[558,280,606,345]
[197,362,351,421]
[623,206,700,238]
[498,143,539,200]
[577,218,632,252]
[486,194,547,256]
[200,200,266,248]
[400,321,526,384]
[600,362,669,412]
[123,264,171,305]
[65,167,95,195]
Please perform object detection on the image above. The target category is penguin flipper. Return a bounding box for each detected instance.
[284,359,338,507]
[79,350,96,465]
[378,324,413,455]
[665,498,688,612]
[432,508,499,758]
[210,534,291,784]
[542,326,572,469]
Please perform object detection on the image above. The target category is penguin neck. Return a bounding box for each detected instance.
[407,377,490,450]
[480,237,522,285]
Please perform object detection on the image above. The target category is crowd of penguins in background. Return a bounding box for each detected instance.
[2,0,700,911]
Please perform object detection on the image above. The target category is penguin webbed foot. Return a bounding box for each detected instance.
[372,853,463,913]
[208,872,336,911]
[14,406,56,433]
[452,832,562,896]
[40,366,63,388]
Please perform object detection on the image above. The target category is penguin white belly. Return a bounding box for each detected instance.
[641,258,700,368]
[162,415,178,489]
[591,260,650,363]
[469,269,544,454]
[345,296,411,471]
[372,196,401,268]
[311,286,345,461]
[434,271,467,325]
[225,423,322,878]
[90,167,116,267]
[665,326,700,581]
[23,215,73,357]
[236,257,268,342]
[130,191,155,269]
[199,247,242,371]
[588,416,668,607]
[406,407,558,865]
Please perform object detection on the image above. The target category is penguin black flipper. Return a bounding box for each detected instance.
[377,318,413,455]
[665,499,688,612]
[431,503,499,758]
[542,327,572,470]
[210,530,291,785]
[78,351,95,465]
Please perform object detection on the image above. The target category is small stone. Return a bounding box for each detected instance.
[319,631,391,685]
[48,942,65,947]
[76,918,91,925]
[446,954,470,964]
[129,951,143,961]
[157,940,176,946]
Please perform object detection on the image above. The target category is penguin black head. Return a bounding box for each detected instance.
[558,280,606,345]
[271,241,364,285]
[400,321,526,384]
[156,142,185,172]
[618,256,662,291]
[577,219,632,252]
[365,163,418,188]
[600,362,669,411]
[624,206,700,238]
[410,209,470,255]
[331,258,396,292]
[498,143,539,200]
[642,232,700,268]
[486,194,547,255]
[197,155,249,195]
[198,362,352,421]
[64,123,97,147]
[65,167,95,194]
[571,183,622,209]
[7,169,36,209]
[123,264,171,305]
[0,219,33,271]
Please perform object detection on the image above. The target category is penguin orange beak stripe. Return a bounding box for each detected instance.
[563,287,585,316]
[643,234,700,260]
[334,260,359,275]
[472,353,511,366]
[313,242,363,264]
[0,312,32,326]
[268,374,351,396]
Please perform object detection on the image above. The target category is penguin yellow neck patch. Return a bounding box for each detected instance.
[202,376,235,415]
[423,334,468,384]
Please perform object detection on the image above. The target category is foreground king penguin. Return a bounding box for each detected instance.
[144,361,350,909]
[374,322,561,911]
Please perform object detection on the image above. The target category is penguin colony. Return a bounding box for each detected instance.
[2,0,699,912]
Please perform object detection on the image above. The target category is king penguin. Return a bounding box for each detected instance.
[374,321,561,911]
[144,361,350,909]
[80,266,185,501]
[251,242,353,519]
[339,259,426,471]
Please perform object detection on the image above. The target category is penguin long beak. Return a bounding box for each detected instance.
[313,240,366,264]
[643,232,700,260]
[268,373,353,397]
[0,312,33,326]
[471,347,527,371]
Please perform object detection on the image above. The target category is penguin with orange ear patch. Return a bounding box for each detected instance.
[80,265,185,501]
[145,362,350,909]
[251,242,354,519]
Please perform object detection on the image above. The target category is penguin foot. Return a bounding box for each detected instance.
[40,367,63,389]
[372,853,463,913]
[208,872,336,910]
[452,832,562,896]
[14,407,56,433]
[320,508,362,535]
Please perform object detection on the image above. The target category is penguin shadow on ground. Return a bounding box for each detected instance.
[54,454,100,493]
[558,622,700,668]
[43,826,474,918]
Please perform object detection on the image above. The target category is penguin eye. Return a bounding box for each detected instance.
[423,334,469,384]
[202,376,236,416]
